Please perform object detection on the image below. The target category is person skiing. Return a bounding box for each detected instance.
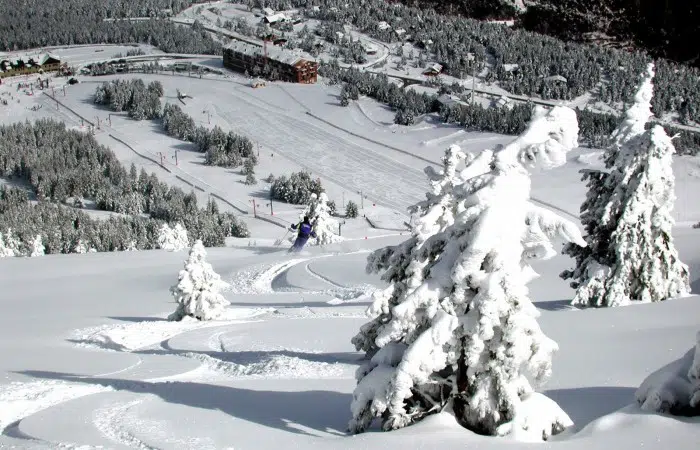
[288,216,316,253]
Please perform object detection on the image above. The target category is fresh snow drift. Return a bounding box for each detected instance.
[636,330,700,416]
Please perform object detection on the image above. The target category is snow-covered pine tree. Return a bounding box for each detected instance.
[351,144,470,356]
[561,63,690,307]
[349,106,583,440]
[73,239,90,254]
[345,200,359,218]
[157,223,189,251]
[168,239,231,321]
[29,235,45,257]
[3,229,23,256]
[309,192,343,245]
[0,235,11,257]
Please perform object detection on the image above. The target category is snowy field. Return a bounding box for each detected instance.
[1,46,700,448]
[0,235,699,449]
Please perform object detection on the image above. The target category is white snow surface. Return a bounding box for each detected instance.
[0,56,700,448]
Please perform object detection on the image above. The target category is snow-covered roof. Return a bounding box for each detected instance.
[264,13,287,24]
[225,40,316,66]
[377,21,391,30]
[503,63,519,72]
[437,94,467,107]
[361,42,378,53]
[423,63,443,74]
[395,28,406,35]
[262,7,275,16]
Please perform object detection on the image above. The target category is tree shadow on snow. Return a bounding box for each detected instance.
[545,386,637,429]
[533,299,577,311]
[135,347,364,367]
[19,370,352,437]
[106,316,167,323]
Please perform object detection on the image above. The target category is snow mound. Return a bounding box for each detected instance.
[364,210,410,231]
[0,380,110,432]
[497,392,574,441]
[71,308,273,352]
[183,351,348,379]
[575,151,604,166]
[636,332,700,416]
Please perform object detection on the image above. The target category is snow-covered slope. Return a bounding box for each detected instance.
[0,230,699,448]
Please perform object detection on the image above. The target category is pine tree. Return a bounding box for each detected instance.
[168,239,231,321]
[349,106,583,439]
[561,63,690,307]
[157,223,189,251]
[0,231,16,257]
[309,192,343,245]
[345,200,359,218]
[244,158,257,185]
[29,235,45,257]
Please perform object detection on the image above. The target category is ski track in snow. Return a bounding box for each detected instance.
[181,352,347,379]
[93,400,158,450]
[228,256,373,300]
[0,380,111,433]
[70,308,273,352]
[4,250,368,446]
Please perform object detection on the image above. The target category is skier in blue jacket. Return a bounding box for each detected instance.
[289,216,316,253]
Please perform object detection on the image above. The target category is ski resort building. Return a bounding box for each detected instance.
[0,53,62,79]
[223,41,318,84]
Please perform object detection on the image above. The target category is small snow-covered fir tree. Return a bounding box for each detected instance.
[636,330,700,416]
[561,63,690,307]
[73,239,90,254]
[302,192,343,245]
[0,230,18,257]
[349,106,583,440]
[29,235,45,257]
[1,229,23,257]
[157,223,189,252]
[168,239,231,321]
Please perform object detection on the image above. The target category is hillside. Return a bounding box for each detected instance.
[400,0,699,67]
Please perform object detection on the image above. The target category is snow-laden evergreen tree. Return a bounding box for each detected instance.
[157,223,189,251]
[1,229,22,257]
[168,239,231,321]
[561,63,690,307]
[636,330,700,416]
[0,231,18,257]
[29,235,45,257]
[304,192,343,245]
[73,239,90,254]
[349,106,583,440]
[352,144,471,355]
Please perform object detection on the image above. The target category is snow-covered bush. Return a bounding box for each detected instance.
[168,239,231,321]
[350,106,583,439]
[302,192,343,245]
[562,63,690,307]
[636,331,700,416]
[29,235,45,257]
[157,223,189,252]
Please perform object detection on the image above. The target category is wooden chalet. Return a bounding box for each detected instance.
[0,53,62,79]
